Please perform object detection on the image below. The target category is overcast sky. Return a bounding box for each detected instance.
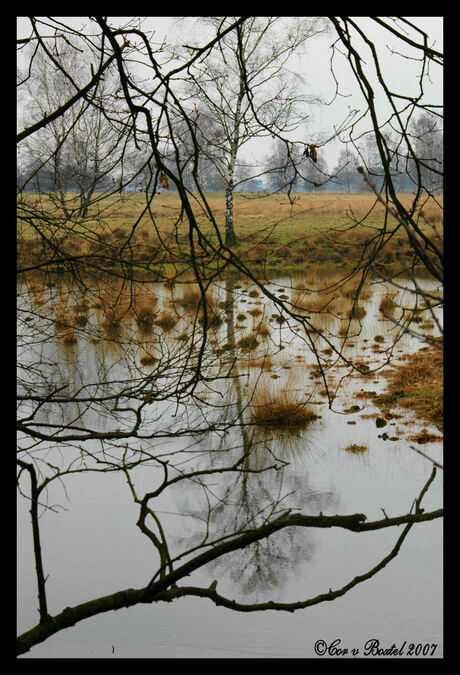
[17,16,443,168]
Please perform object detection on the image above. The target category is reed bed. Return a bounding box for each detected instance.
[248,378,320,431]
[154,311,179,331]
[133,295,158,326]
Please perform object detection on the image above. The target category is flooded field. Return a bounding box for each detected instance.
[17,269,443,658]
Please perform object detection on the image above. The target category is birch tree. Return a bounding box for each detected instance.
[18,38,126,218]
[179,16,329,245]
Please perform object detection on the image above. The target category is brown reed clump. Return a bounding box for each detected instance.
[344,444,368,454]
[379,294,397,316]
[154,311,179,331]
[296,290,340,314]
[62,332,78,345]
[248,354,273,371]
[198,308,223,329]
[377,344,443,429]
[139,354,158,367]
[249,386,320,430]
[256,320,270,338]
[176,286,203,311]
[337,275,372,302]
[134,295,158,326]
[291,288,311,312]
[55,316,71,332]
[74,300,91,313]
[238,334,259,351]
[347,304,367,320]
[73,313,89,328]
[135,307,156,326]
[101,308,124,329]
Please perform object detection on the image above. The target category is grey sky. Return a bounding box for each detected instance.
[17,16,443,168]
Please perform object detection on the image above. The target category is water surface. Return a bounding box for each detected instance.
[17,270,443,658]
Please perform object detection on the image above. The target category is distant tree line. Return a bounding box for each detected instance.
[19,109,442,196]
[263,112,443,194]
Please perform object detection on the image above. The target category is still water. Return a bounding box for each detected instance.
[17,270,443,658]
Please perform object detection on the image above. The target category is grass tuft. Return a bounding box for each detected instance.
[377,344,443,429]
[249,385,320,430]
[344,444,368,453]
[154,312,178,331]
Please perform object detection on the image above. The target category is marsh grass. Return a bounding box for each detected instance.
[249,384,320,431]
[379,293,397,316]
[139,353,158,366]
[55,315,71,332]
[238,334,259,351]
[61,330,78,345]
[377,344,443,429]
[247,354,273,371]
[347,304,367,320]
[173,283,222,329]
[133,295,158,326]
[154,311,179,331]
[301,292,340,314]
[256,319,270,338]
[175,285,203,311]
[18,191,443,273]
[73,313,89,328]
[290,271,371,314]
[344,443,368,454]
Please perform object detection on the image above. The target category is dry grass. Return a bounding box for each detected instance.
[290,272,370,314]
[175,285,203,311]
[340,277,373,301]
[344,444,368,454]
[379,294,397,316]
[238,334,259,351]
[347,304,367,320]
[248,354,273,371]
[55,315,71,332]
[249,385,320,430]
[154,311,179,331]
[18,191,443,274]
[61,332,79,345]
[300,291,340,314]
[139,353,158,366]
[291,288,311,312]
[256,320,270,338]
[73,313,89,327]
[173,284,222,330]
[377,344,443,429]
[133,295,158,325]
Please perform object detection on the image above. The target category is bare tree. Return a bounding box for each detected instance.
[18,36,129,219]
[17,16,443,656]
[175,17,329,244]
[265,137,330,191]
[323,17,443,341]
